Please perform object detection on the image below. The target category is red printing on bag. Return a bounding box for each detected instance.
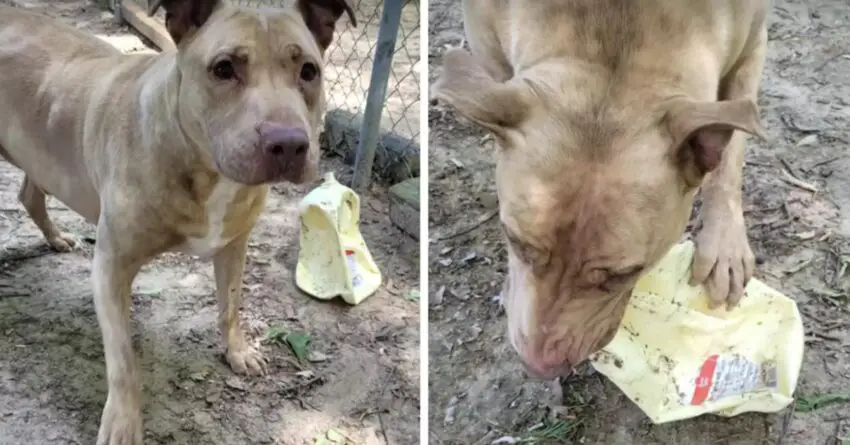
[690,354,719,405]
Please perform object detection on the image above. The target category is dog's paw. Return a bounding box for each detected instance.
[96,397,143,445]
[226,343,268,375]
[690,211,755,309]
[47,232,76,252]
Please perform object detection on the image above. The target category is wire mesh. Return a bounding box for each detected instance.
[319,0,421,164]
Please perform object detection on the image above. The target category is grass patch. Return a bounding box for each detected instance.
[796,392,850,412]
[494,406,585,444]
[517,419,582,444]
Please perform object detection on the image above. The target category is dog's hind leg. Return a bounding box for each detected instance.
[18,176,76,252]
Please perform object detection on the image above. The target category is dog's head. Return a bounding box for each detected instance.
[152,0,355,185]
[433,49,766,378]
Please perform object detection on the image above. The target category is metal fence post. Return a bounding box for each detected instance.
[110,0,123,23]
[350,0,404,191]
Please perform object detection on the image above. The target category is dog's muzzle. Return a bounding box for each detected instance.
[254,121,311,184]
[220,121,314,186]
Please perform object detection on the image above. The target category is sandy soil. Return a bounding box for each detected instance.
[428,0,850,444]
[0,1,420,444]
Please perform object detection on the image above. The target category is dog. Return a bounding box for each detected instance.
[433,0,769,379]
[0,0,354,443]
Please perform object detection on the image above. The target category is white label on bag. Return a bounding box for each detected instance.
[683,354,778,406]
[345,250,363,289]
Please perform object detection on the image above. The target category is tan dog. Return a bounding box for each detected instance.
[0,0,354,443]
[433,0,769,379]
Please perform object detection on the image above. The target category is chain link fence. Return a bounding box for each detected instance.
[114,0,420,185]
[427,0,463,83]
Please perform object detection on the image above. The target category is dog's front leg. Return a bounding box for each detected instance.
[691,30,767,309]
[92,226,145,445]
[214,231,267,375]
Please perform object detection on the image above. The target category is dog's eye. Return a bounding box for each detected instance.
[212,59,236,80]
[300,62,319,82]
[501,223,548,268]
[596,265,645,292]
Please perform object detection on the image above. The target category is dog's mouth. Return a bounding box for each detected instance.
[504,279,633,380]
[213,151,314,186]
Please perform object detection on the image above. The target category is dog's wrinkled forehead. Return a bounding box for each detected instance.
[153,0,356,57]
[187,8,323,64]
[500,156,675,253]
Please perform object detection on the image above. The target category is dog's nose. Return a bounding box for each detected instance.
[511,335,573,380]
[258,123,309,158]
[521,353,572,379]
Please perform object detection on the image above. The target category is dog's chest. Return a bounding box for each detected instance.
[177,180,261,258]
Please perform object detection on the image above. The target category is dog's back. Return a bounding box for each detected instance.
[465,0,767,80]
[0,6,119,55]
[0,6,134,222]
[0,5,121,105]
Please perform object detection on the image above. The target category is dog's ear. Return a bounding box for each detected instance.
[432,48,531,139]
[149,0,223,45]
[665,98,767,185]
[297,0,357,50]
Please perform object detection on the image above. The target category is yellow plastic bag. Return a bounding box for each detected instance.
[590,241,805,424]
[295,172,382,305]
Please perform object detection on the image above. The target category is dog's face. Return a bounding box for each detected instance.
[155,0,355,185]
[434,49,766,378]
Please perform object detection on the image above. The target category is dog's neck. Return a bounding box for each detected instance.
[127,50,242,218]
[135,51,217,177]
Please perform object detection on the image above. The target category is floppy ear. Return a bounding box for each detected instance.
[148,0,223,45]
[432,48,531,138]
[665,98,767,185]
[297,0,357,50]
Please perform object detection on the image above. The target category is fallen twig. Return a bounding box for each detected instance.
[776,407,793,445]
[0,247,55,263]
[823,356,836,378]
[437,208,499,241]
[377,367,394,445]
[815,52,850,72]
[779,157,799,179]
[780,168,819,192]
[809,330,843,343]
[808,156,843,171]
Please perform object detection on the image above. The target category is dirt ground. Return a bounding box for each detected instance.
[0,2,420,445]
[428,0,850,444]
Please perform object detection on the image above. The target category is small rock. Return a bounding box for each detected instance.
[388,177,420,240]
[796,134,818,147]
[296,370,315,379]
[205,390,221,404]
[307,350,330,362]
[177,274,203,287]
[432,286,446,305]
[465,325,482,341]
[193,411,214,428]
[224,376,247,391]
[188,371,209,382]
[444,397,458,425]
